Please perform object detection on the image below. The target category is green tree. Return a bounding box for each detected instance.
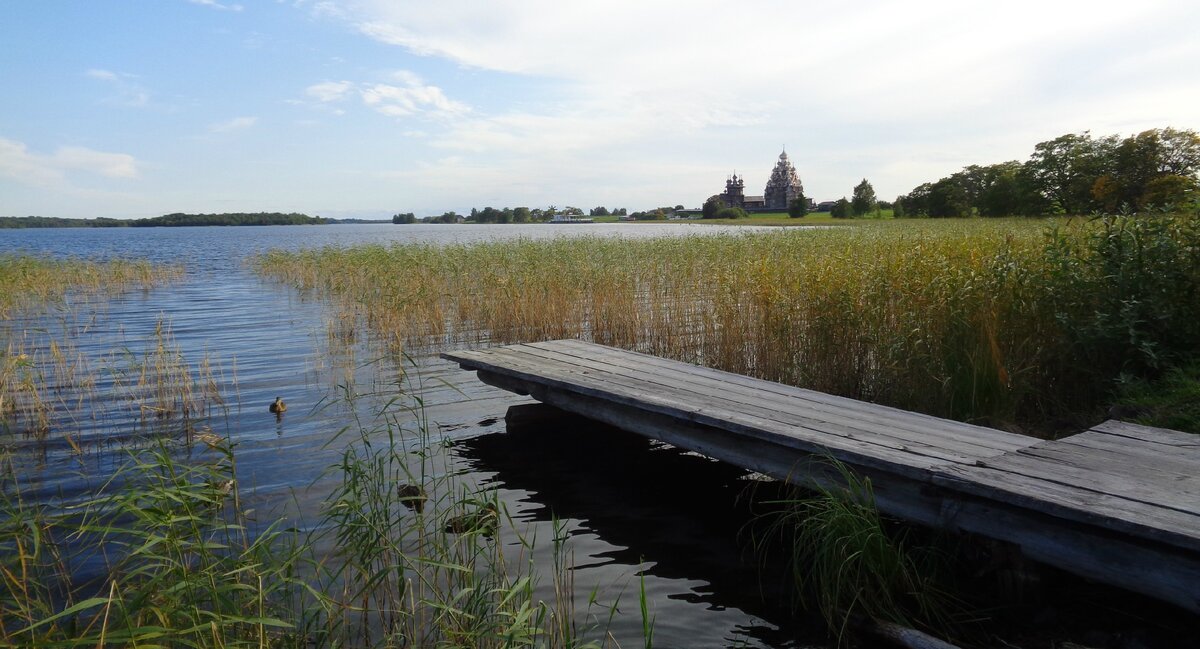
[392,212,416,224]
[788,195,808,218]
[702,196,726,219]
[1026,131,1118,214]
[927,178,970,217]
[1097,128,1200,211]
[830,198,851,218]
[714,206,749,219]
[513,207,531,223]
[1141,174,1199,210]
[1156,127,1200,176]
[851,179,877,216]
[976,161,1045,216]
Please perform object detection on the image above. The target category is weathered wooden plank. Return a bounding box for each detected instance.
[935,462,1200,552]
[481,349,962,470]
[540,338,1027,451]
[1012,439,1200,514]
[473,344,1019,470]
[511,340,1027,458]
[450,348,959,477]
[504,350,1003,460]
[456,343,1200,547]
[979,449,1200,520]
[1049,431,1200,472]
[469,365,1200,613]
[541,339,1031,453]
[1089,419,1200,450]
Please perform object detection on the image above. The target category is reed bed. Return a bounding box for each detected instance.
[0,254,218,443]
[1,374,633,648]
[1,252,638,647]
[0,255,181,320]
[256,215,1200,430]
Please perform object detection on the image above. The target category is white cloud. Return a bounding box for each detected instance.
[0,137,139,188]
[321,0,1200,200]
[54,147,139,178]
[0,139,62,186]
[209,116,258,133]
[85,68,150,107]
[304,72,468,119]
[305,80,354,102]
[188,0,244,11]
[360,81,468,118]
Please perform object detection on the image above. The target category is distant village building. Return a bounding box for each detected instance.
[708,150,805,211]
[715,173,765,209]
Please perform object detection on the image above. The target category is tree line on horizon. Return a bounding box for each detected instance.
[0,212,325,228]
[393,205,630,224]
[894,127,1200,217]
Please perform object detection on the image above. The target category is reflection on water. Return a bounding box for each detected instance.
[458,412,824,648]
[1,223,817,648]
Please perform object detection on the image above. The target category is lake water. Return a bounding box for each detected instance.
[1,223,819,647]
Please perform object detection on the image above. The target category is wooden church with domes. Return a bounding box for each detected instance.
[709,150,806,211]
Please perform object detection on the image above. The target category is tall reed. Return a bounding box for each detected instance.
[751,463,961,645]
[0,255,180,320]
[0,433,309,646]
[256,215,1200,430]
[1,256,186,440]
[2,366,627,648]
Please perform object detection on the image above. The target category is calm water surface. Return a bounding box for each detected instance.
[1,223,817,648]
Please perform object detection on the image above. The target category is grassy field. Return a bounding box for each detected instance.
[256,214,1200,434]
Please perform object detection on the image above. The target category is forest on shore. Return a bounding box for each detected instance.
[0,212,326,228]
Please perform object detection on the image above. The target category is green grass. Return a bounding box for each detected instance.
[1112,359,1200,433]
[694,211,851,225]
[751,462,962,646]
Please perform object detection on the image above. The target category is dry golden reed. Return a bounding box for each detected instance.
[256,215,1200,431]
[0,255,181,320]
[254,221,1058,426]
[1,255,194,440]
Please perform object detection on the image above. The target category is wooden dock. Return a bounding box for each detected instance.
[443,339,1200,613]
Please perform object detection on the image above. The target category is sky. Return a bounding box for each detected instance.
[2,1,1199,220]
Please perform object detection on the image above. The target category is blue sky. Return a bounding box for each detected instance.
[2,0,1199,219]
